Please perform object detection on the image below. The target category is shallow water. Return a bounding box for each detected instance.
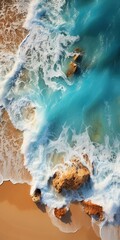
[0,0,120,239]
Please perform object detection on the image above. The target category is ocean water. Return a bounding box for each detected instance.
[0,0,120,239]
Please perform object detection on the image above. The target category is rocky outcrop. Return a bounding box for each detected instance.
[81,200,104,221]
[66,62,77,77]
[73,48,84,61]
[31,188,41,203]
[66,48,84,77]
[73,53,81,62]
[52,160,90,193]
[54,201,104,221]
[54,207,68,219]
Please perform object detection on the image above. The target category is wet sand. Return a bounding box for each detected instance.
[0,181,100,240]
[0,0,29,53]
[0,111,32,184]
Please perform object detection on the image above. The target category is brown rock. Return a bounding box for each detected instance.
[73,48,84,61]
[74,48,84,54]
[66,62,77,77]
[31,188,41,203]
[52,160,90,193]
[54,207,68,219]
[73,53,81,61]
[74,48,82,53]
[81,200,104,221]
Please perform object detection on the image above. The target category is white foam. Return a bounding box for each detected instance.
[92,218,100,237]
[23,0,66,30]
[101,225,120,240]
[14,0,30,13]
[0,174,3,185]
[0,0,30,105]
[0,114,31,185]
[19,27,79,91]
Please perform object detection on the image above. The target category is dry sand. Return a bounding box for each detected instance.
[0,181,101,240]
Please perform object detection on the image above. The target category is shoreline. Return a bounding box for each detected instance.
[0,181,100,240]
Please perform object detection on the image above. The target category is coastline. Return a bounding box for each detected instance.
[0,1,119,239]
[0,111,32,184]
[0,181,100,240]
[0,111,100,240]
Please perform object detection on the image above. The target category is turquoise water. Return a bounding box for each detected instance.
[0,0,120,238]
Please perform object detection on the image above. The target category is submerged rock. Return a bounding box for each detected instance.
[31,188,41,203]
[54,206,68,219]
[52,160,90,193]
[81,200,104,221]
[73,48,84,62]
[66,48,84,77]
[66,61,77,77]
[73,53,81,62]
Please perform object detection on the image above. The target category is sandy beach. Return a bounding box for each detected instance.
[0,110,101,240]
[0,112,100,240]
[0,181,100,240]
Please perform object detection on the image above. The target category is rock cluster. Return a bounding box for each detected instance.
[66,48,84,77]
[30,158,104,222]
[66,62,77,77]
[81,200,104,220]
[52,160,90,193]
